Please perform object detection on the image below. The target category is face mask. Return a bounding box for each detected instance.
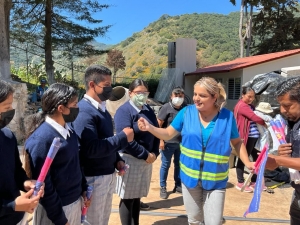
[131,94,148,107]
[62,107,79,123]
[172,97,184,106]
[0,109,15,129]
[97,86,112,101]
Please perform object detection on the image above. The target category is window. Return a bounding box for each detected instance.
[228,78,241,100]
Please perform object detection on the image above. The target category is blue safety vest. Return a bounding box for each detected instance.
[180,105,233,190]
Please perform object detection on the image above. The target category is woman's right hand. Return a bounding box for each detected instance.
[138,118,150,131]
[278,143,292,157]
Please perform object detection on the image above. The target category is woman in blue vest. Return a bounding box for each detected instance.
[138,77,254,225]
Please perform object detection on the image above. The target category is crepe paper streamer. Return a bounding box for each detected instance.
[244,144,269,217]
[81,186,93,224]
[33,137,62,196]
[270,120,286,145]
[274,120,286,140]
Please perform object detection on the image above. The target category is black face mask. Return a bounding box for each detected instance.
[0,109,15,129]
[62,107,79,123]
[97,86,112,101]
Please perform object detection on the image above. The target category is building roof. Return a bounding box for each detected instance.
[186,49,300,76]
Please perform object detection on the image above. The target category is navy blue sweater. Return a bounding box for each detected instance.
[25,122,86,225]
[114,101,160,160]
[71,99,128,176]
[0,128,28,219]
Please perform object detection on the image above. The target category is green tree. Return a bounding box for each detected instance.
[251,0,300,54]
[10,0,111,84]
[106,49,126,84]
[0,0,12,80]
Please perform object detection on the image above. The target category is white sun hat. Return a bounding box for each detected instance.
[256,102,273,114]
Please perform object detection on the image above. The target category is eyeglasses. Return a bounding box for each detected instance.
[132,91,150,96]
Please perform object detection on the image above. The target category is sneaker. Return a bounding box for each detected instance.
[249,182,267,191]
[160,187,168,199]
[173,186,182,193]
[140,202,150,210]
[235,182,253,193]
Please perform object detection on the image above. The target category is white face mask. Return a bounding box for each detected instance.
[172,97,184,106]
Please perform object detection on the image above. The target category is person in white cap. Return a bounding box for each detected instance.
[255,102,273,122]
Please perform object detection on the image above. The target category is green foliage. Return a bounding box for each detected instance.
[139,51,144,56]
[251,0,300,54]
[142,60,148,66]
[135,66,144,73]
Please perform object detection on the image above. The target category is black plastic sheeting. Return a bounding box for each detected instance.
[243,72,287,109]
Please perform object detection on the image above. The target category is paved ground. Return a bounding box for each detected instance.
[109,158,293,225]
[20,148,293,225]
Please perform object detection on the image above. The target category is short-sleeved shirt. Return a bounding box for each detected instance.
[157,102,186,143]
[171,107,239,147]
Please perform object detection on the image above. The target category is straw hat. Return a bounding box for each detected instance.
[256,102,273,114]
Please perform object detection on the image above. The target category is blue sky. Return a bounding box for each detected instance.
[94,0,240,45]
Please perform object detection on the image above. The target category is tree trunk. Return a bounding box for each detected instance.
[45,0,55,84]
[0,0,12,80]
[246,5,253,57]
[239,0,245,58]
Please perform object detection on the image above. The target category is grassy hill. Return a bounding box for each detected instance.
[10,12,241,84]
[94,12,240,79]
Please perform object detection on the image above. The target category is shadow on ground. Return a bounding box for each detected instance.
[152,216,188,225]
[146,196,184,210]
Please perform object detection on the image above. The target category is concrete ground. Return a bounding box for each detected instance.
[21,148,293,225]
[109,158,293,225]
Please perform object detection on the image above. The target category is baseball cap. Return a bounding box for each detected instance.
[172,86,184,94]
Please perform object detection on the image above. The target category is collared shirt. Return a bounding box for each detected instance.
[45,116,72,140]
[84,94,106,112]
[129,100,149,113]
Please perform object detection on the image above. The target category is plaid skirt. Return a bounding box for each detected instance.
[32,197,82,225]
[115,153,152,199]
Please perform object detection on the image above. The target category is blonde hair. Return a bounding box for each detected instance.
[194,77,227,109]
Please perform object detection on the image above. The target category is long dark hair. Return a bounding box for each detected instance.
[240,86,254,99]
[128,78,149,92]
[24,83,77,177]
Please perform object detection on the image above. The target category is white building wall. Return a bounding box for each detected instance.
[175,38,197,87]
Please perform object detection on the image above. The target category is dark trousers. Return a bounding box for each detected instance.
[160,142,181,188]
[119,198,141,225]
[236,137,259,183]
[290,191,300,225]
[0,211,24,225]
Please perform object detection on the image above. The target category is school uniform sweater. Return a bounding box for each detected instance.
[71,99,128,176]
[0,128,28,218]
[114,101,160,159]
[25,122,86,225]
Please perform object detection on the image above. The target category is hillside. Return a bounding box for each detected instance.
[94,12,240,79]
[10,12,241,83]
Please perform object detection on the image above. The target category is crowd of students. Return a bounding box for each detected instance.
[2,65,300,225]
